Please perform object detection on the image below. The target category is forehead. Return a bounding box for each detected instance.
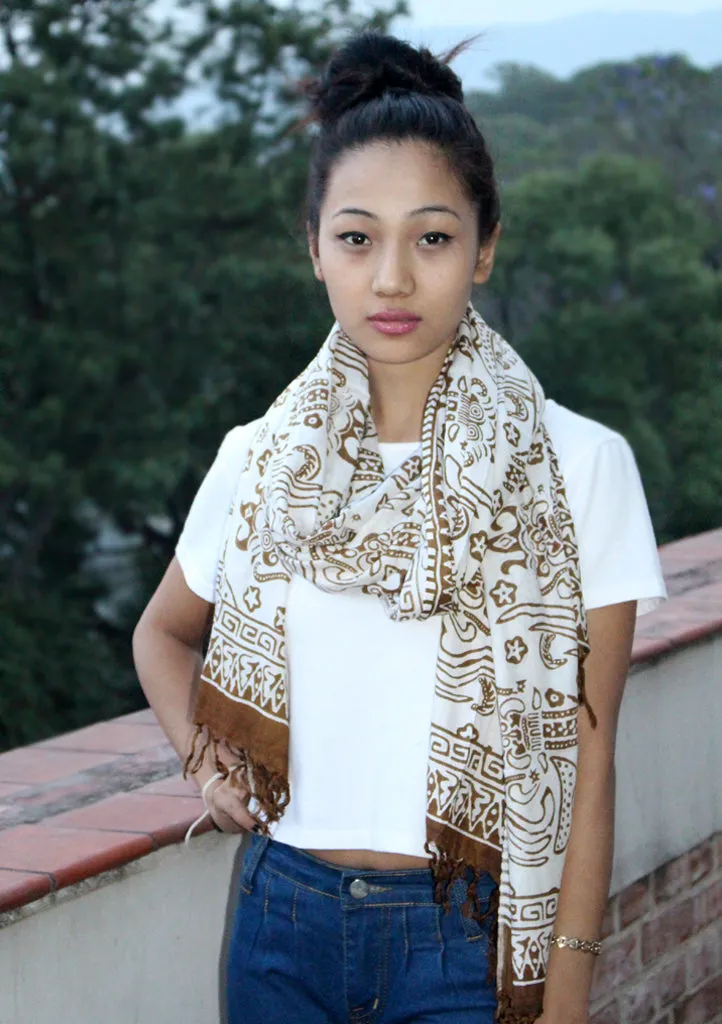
[322,139,469,216]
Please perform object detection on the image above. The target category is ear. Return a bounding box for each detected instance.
[472,223,501,285]
[306,222,324,282]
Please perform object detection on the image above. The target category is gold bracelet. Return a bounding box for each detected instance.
[550,933,602,956]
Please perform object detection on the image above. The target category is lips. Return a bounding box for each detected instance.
[367,309,422,337]
[368,310,421,322]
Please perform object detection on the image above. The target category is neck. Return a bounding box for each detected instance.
[368,343,451,443]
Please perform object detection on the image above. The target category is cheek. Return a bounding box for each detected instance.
[317,241,357,281]
[420,241,475,274]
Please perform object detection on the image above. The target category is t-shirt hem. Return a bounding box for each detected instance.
[583,582,668,616]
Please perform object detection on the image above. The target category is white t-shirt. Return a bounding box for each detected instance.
[176,399,667,857]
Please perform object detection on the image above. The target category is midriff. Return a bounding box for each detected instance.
[304,848,430,870]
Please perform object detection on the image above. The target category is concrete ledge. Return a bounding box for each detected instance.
[0,713,213,917]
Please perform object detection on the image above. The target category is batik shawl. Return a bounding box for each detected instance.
[185,301,591,1023]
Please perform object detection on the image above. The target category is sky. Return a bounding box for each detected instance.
[403,0,722,25]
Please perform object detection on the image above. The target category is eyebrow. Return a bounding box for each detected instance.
[331,205,462,222]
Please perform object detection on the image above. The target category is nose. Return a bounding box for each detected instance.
[372,241,413,297]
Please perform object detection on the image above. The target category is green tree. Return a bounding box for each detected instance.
[0,0,406,750]
[468,55,722,261]
[0,0,190,746]
[484,154,722,542]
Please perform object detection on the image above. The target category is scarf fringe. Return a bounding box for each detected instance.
[425,841,499,988]
[183,722,212,777]
[576,649,597,729]
[183,723,290,834]
[494,993,542,1024]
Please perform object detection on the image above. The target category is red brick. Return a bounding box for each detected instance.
[116,708,158,725]
[0,747,118,785]
[673,975,722,1024]
[620,976,658,1024]
[630,594,722,659]
[38,721,168,754]
[590,930,640,1003]
[631,636,671,664]
[658,529,722,571]
[40,792,208,848]
[138,775,201,798]
[655,954,687,1009]
[686,925,721,992]
[642,900,695,964]
[590,999,619,1024]
[0,824,152,891]
[0,868,52,913]
[0,783,28,800]
[655,854,691,903]
[687,840,714,887]
[619,878,653,929]
[692,878,722,933]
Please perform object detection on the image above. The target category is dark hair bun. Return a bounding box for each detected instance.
[307,31,465,124]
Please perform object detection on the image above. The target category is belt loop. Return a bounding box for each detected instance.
[239,832,270,893]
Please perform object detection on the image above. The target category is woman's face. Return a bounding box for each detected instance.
[307,139,498,370]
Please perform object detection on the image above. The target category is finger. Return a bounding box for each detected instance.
[212,786,259,832]
[209,797,255,833]
[208,806,245,834]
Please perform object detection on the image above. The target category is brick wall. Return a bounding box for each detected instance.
[590,833,721,1024]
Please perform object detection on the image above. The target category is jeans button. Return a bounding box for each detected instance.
[350,878,370,899]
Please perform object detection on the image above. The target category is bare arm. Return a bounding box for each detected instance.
[132,557,257,833]
[540,600,637,1023]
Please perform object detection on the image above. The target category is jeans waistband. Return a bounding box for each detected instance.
[239,834,496,910]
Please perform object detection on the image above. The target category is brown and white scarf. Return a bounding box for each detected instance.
[185,301,592,1023]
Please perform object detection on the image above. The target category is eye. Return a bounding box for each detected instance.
[337,232,370,247]
[419,232,452,246]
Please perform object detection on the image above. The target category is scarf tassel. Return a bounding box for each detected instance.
[426,844,550,1022]
[576,648,597,729]
[182,723,290,833]
[494,993,543,1024]
[425,841,500,988]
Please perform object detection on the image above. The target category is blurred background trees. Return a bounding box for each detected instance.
[1,0,720,748]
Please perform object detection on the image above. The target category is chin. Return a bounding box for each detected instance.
[343,322,435,364]
[353,340,430,366]
[371,347,434,366]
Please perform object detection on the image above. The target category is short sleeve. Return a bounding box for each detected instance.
[175,422,257,602]
[563,436,668,617]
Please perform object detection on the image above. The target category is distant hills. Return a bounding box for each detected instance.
[400,9,722,89]
[169,7,722,124]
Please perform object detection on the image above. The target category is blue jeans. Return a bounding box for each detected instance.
[226,833,498,1023]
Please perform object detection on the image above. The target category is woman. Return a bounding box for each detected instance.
[132,31,667,1024]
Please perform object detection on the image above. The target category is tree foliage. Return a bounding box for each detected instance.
[0,0,406,749]
[484,155,722,542]
[467,55,722,261]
